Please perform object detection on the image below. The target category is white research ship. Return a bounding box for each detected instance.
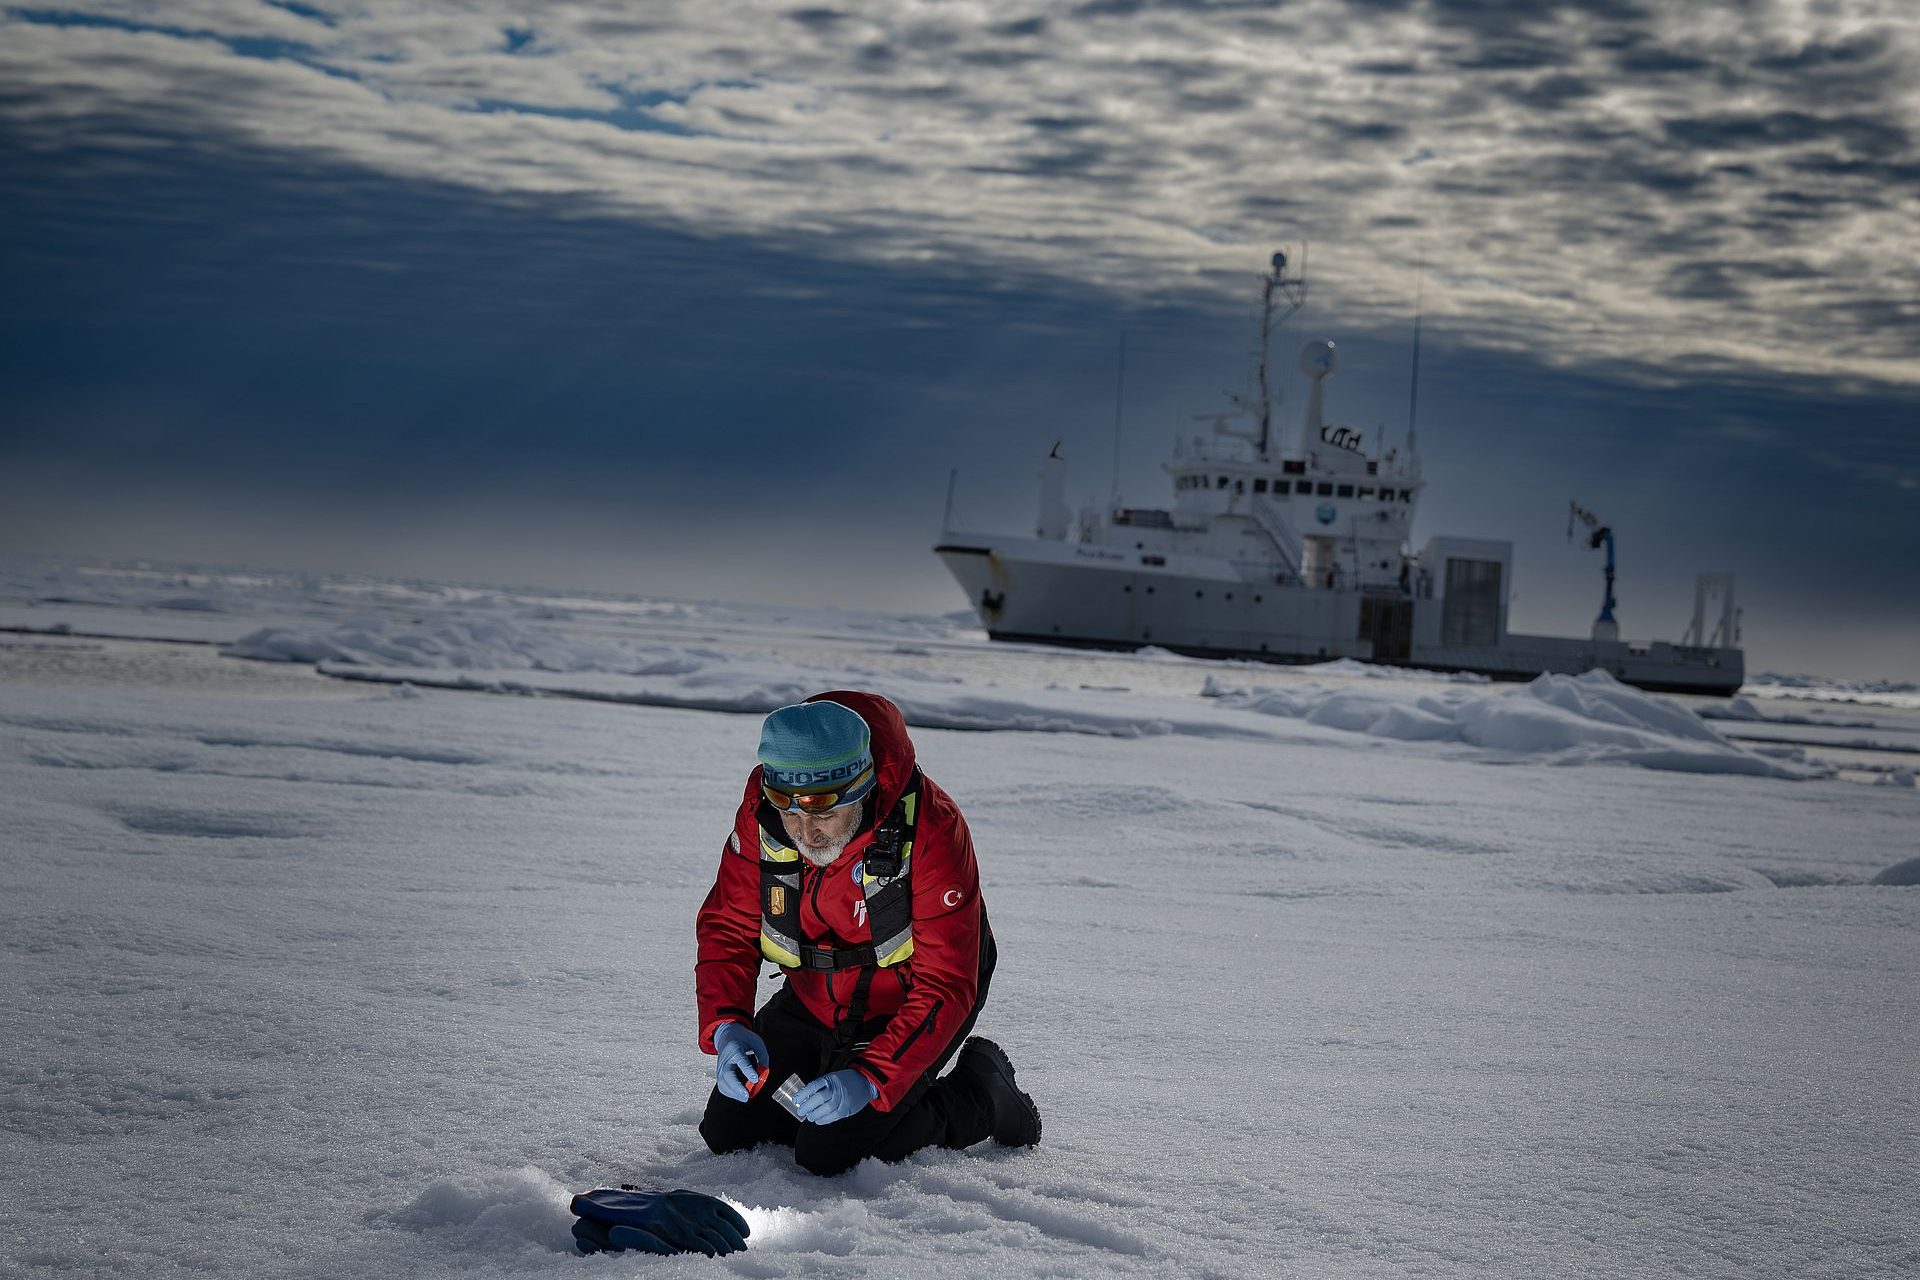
[934,252,1745,696]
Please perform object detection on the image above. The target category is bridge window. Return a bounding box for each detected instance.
[1401,489,1414,501]
[1217,476,1229,489]
[1296,480,1314,495]
[1316,482,1333,496]
[1337,484,1354,498]
[1358,486,1374,498]
[1254,478,1268,494]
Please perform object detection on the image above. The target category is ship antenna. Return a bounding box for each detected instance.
[1110,329,1127,505]
[1256,269,1274,454]
[1405,268,1424,463]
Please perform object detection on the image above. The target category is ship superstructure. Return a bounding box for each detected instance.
[935,252,1744,695]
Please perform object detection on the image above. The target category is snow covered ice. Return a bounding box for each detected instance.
[2,561,1918,1278]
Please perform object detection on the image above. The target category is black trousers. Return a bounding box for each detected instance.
[700,937,996,1176]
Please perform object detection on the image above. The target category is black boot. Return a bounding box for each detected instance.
[954,1037,1041,1147]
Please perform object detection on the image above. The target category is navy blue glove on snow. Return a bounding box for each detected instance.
[791,1068,877,1125]
[713,1021,769,1102]
[569,1187,750,1257]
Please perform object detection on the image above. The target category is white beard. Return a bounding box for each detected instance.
[799,836,853,867]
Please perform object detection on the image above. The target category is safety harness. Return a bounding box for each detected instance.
[757,767,922,974]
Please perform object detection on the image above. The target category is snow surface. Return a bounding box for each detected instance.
[1695,696,1878,729]
[212,614,1829,779]
[1745,672,1920,712]
[3,561,1920,1278]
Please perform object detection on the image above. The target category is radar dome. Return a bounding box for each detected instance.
[1298,340,1338,379]
[1270,250,1288,272]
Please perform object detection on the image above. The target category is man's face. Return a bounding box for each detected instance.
[779,802,863,865]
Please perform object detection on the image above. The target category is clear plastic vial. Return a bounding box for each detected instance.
[772,1074,807,1120]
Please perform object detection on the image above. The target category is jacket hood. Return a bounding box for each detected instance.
[805,689,917,814]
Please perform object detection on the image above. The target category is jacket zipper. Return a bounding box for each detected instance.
[890,998,943,1062]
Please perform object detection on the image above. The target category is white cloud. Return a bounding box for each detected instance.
[3,0,1918,384]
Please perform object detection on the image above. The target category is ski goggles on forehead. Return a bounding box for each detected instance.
[762,767,874,815]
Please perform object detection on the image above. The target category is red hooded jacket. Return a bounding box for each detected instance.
[694,691,987,1112]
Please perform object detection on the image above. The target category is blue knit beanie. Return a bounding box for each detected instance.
[758,700,875,804]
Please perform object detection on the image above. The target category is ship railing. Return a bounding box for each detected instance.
[1111,507,1175,530]
[1656,642,1734,665]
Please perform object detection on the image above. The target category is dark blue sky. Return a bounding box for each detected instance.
[2,2,1917,680]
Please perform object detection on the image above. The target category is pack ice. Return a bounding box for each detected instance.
[2,561,1916,1278]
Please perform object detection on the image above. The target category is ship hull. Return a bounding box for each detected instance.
[937,537,1744,696]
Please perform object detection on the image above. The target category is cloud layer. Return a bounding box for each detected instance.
[4,0,1917,385]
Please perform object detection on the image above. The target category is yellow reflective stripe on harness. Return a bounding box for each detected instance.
[863,781,920,967]
[862,846,914,967]
[871,931,914,967]
[759,926,803,968]
[758,829,804,966]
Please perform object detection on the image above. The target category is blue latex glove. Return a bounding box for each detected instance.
[791,1069,877,1126]
[712,1022,769,1103]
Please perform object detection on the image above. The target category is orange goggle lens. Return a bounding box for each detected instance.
[763,767,873,815]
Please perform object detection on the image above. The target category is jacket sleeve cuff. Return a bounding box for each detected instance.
[700,1010,754,1054]
[849,1058,888,1109]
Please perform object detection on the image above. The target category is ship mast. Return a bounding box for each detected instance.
[1228,247,1308,458]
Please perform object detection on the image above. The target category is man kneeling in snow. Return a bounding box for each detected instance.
[694,691,1041,1175]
